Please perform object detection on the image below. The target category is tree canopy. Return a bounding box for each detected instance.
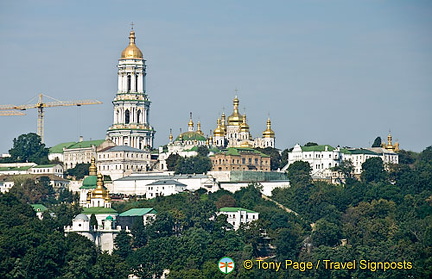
[7,133,49,164]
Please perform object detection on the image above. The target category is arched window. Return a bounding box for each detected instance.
[127,75,131,92]
[125,109,130,124]
[137,110,141,123]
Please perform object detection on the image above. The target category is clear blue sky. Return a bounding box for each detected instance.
[0,0,431,153]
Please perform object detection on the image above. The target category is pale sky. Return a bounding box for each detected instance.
[0,0,431,153]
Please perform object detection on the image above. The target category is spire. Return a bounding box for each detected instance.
[188,112,194,132]
[89,157,97,176]
[262,118,275,138]
[197,121,204,135]
[169,128,173,143]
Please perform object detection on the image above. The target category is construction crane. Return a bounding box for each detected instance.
[0,93,102,143]
[0,110,26,116]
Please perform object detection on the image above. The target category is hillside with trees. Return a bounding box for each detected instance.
[0,146,430,278]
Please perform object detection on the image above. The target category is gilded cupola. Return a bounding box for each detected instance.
[240,114,250,133]
[262,118,275,138]
[213,118,225,137]
[91,173,110,201]
[89,157,97,176]
[120,30,143,59]
[227,97,243,126]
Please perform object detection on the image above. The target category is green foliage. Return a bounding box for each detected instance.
[65,163,90,179]
[8,133,49,164]
[166,153,181,171]
[287,160,312,187]
[174,155,212,174]
[372,136,382,147]
[361,157,386,183]
[113,230,132,259]
[255,147,282,170]
[10,177,55,204]
[90,214,98,229]
[197,145,210,157]
[305,142,318,146]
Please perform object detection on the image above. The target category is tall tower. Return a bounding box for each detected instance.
[107,29,155,149]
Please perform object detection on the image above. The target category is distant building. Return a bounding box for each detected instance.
[117,208,157,229]
[31,204,48,220]
[144,179,187,199]
[283,134,399,180]
[97,145,152,180]
[218,207,259,230]
[210,147,271,172]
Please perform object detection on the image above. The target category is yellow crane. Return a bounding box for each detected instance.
[0,93,102,143]
[0,110,26,116]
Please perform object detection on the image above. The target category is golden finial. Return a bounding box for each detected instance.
[89,157,97,176]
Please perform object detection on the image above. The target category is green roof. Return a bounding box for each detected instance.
[31,204,48,212]
[340,148,379,155]
[119,208,157,217]
[301,145,335,152]
[214,147,270,157]
[49,142,76,153]
[82,207,118,214]
[66,140,105,149]
[219,207,258,213]
[0,166,32,171]
[80,175,97,189]
[175,131,207,142]
[32,164,57,168]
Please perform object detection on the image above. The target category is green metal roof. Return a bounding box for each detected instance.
[301,145,335,152]
[214,147,270,157]
[66,140,105,149]
[82,207,118,215]
[119,208,157,217]
[80,175,97,189]
[0,166,32,171]
[219,207,258,213]
[32,164,57,168]
[49,142,76,153]
[340,148,379,155]
[175,131,207,142]
[31,204,48,212]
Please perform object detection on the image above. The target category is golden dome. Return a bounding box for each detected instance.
[213,118,225,137]
[240,114,250,133]
[89,157,97,176]
[227,97,243,126]
[120,30,143,59]
[196,121,204,135]
[263,118,275,138]
[91,173,109,200]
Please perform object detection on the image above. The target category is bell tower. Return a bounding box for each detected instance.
[107,27,155,149]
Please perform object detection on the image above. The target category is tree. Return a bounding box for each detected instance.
[372,136,382,147]
[8,133,49,164]
[255,147,281,170]
[215,194,236,209]
[113,230,132,259]
[331,159,355,183]
[166,153,181,171]
[197,146,210,157]
[65,163,90,179]
[287,161,312,187]
[90,214,98,230]
[361,157,386,183]
[305,142,318,147]
[175,156,212,174]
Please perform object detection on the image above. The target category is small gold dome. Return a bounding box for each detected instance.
[227,97,242,126]
[213,118,225,137]
[240,115,250,133]
[89,157,97,176]
[120,30,143,59]
[263,118,275,138]
[91,173,109,200]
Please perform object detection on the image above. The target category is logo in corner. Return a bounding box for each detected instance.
[219,257,235,274]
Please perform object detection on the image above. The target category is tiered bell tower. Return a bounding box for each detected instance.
[107,28,155,149]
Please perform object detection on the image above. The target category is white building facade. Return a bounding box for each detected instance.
[218,207,259,230]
